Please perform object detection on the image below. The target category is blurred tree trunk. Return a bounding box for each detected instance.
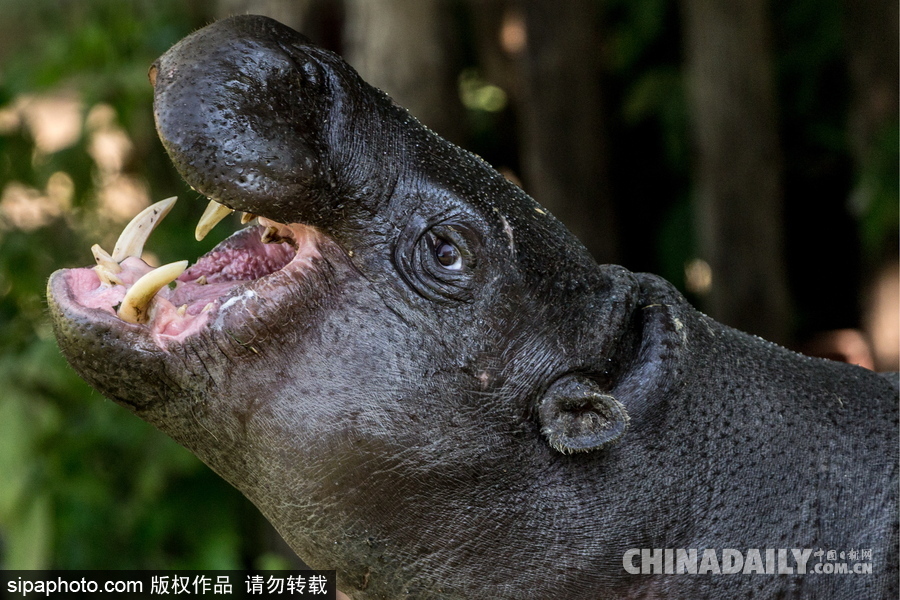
[844,0,899,372]
[469,1,522,104]
[681,0,792,345]
[844,0,898,258]
[844,0,898,171]
[513,0,619,264]
[342,0,466,146]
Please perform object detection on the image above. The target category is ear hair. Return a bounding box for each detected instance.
[538,374,629,454]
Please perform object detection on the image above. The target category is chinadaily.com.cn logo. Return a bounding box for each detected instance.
[622,548,874,575]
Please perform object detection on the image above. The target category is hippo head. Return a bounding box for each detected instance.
[49,15,686,598]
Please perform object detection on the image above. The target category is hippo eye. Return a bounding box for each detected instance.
[395,222,477,302]
[434,239,462,270]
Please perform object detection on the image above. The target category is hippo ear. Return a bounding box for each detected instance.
[538,374,629,454]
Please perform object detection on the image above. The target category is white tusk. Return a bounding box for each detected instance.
[111,197,177,262]
[195,199,234,241]
[117,260,188,324]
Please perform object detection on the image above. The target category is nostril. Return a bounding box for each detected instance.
[148,64,158,87]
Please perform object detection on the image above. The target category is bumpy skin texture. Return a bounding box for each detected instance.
[49,16,897,599]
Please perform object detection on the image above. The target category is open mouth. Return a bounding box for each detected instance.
[60,196,322,346]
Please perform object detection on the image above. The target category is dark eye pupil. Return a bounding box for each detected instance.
[435,241,459,267]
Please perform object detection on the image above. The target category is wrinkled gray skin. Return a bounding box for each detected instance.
[49,16,897,599]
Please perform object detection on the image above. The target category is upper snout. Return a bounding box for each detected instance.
[152,15,339,223]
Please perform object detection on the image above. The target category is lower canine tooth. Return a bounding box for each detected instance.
[177,304,187,316]
[195,200,233,241]
[112,197,177,262]
[117,260,188,324]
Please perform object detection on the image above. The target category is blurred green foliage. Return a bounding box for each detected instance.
[856,123,900,260]
[0,0,291,570]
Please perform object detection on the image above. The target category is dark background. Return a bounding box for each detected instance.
[0,0,896,569]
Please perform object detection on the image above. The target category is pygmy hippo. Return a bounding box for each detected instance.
[48,15,897,599]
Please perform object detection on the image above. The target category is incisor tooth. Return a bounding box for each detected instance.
[195,199,233,241]
[112,197,177,262]
[241,212,257,224]
[117,260,188,324]
[92,244,123,285]
[261,226,280,244]
[94,267,124,286]
[92,244,122,273]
